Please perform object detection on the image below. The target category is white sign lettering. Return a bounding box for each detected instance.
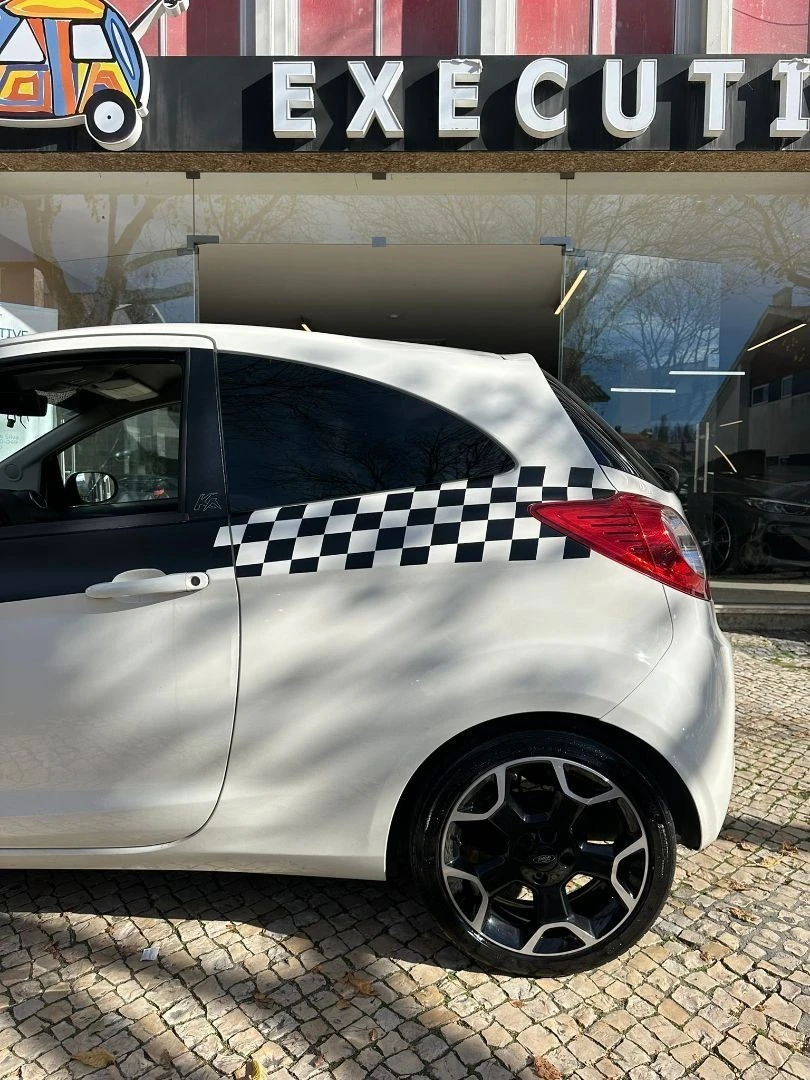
[272,60,316,139]
[771,58,810,137]
[602,58,658,139]
[438,58,482,139]
[688,58,746,138]
[515,58,568,139]
[347,60,405,139]
[260,56,810,145]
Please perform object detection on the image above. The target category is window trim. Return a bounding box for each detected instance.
[0,509,187,543]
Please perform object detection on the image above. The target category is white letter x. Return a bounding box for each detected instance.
[347,60,405,139]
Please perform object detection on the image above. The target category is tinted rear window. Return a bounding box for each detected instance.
[217,354,516,513]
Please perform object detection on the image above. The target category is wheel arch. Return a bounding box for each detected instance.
[386,711,701,878]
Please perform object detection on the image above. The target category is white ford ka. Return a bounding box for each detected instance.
[0,325,734,976]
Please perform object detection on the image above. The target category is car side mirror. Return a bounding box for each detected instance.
[654,464,680,492]
[65,471,118,506]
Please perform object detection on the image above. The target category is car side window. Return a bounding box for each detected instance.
[217,354,516,514]
[59,405,181,507]
[0,355,183,529]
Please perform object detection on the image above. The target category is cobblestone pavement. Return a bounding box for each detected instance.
[1,632,808,1080]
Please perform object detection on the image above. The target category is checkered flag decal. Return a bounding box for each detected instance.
[214,467,613,578]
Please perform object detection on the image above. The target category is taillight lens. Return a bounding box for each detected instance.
[529,493,710,600]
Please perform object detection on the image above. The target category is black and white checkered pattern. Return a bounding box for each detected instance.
[214,467,613,578]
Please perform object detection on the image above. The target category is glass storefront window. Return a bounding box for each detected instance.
[0,173,195,335]
[2,166,806,601]
[191,173,566,353]
[561,174,810,598]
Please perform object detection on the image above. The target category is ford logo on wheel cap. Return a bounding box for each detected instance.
[531,852,558,868]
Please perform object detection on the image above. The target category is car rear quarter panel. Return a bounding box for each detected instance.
[601,588,735,848]
[190,551,674,879]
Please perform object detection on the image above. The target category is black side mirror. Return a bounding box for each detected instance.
[65,472,119,506]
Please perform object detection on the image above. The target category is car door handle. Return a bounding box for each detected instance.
[86,569,209,600]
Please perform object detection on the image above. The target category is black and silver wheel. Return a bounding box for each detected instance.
[411,732,676,976]
[84,90,142,151]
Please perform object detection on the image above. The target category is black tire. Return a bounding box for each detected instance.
[84,90,140,149]
[709,510,742,574]
[410,731,677,976]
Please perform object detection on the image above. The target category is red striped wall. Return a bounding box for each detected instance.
[615,0,675,51]
[517,0,591,53]
[114,0,187,56]
[732,0,810,52]
[187,0,241,56]
[300,0,374,55]
[383,0,458,55]
[110,0,810,59]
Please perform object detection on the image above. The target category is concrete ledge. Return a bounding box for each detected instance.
[4,150,810,174]
[715,605,810,633]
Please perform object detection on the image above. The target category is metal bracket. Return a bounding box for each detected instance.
[539,235,574,254]
[178,234,221,255]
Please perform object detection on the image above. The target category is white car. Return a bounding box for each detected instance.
[0,325,734,976]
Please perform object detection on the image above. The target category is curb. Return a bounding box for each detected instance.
[715,605,810,634]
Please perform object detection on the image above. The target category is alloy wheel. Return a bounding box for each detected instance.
[440,756,649,956]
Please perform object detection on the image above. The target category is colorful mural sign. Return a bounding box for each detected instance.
[0,0,188,150]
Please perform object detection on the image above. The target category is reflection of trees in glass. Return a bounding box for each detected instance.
[565,254,720,382]
[562,192,810,403]
[0,188,317,330]
[194,192,321,246]
[219,356,514,512]
[568,192,810,290]
[339,193,564,246]
[0,193,192,328]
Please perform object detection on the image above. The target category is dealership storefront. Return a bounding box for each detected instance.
[1,51,809,602]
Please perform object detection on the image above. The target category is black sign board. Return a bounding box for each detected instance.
[1,55,808,154]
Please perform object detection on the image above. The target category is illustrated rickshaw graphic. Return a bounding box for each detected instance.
[0,0,188,150]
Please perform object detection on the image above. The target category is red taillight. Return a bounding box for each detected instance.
[529,493,710,600]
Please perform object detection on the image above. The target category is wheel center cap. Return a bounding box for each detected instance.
[531,849,558,869]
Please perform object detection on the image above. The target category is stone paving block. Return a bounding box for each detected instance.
[454,1034,490,1066]
[785,1054,810,1080]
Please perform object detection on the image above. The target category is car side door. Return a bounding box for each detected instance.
[0,340,238,849]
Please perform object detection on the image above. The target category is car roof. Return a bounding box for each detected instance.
[0,324,560,465]
[0,323,525,370]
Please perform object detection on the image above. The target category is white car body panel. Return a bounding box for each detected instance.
[601,466,684,512]
[0,329,240,848]
[0,325,734,877]
[602,587,735,845]
[0,585,239,847]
